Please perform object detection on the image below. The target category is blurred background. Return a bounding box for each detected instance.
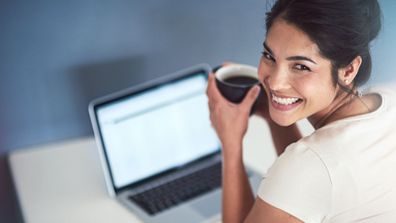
[1,0,395,222]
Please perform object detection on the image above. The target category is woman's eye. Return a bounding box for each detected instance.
[261,51,274,61]
[294,64,311,71]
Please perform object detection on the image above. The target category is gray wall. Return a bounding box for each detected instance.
[1,1,395,222]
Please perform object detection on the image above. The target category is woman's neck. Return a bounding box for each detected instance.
[309,90,353,130]
[308,89,380,130]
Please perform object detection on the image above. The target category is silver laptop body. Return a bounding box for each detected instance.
[89,64,262,223]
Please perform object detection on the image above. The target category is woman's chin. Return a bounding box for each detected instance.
[269,113,297,127]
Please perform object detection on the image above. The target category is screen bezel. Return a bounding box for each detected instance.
[89,64,220,193]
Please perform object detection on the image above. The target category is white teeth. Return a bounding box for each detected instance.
[272,94,300,105]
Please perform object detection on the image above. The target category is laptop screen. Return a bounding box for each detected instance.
[95,73,220,189]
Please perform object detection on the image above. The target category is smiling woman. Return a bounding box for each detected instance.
[260,20,339,127]
[206,0,396,222]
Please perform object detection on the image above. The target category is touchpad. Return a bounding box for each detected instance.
[190,191,221,217]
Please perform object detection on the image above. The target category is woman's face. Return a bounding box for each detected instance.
[258,19,339,126]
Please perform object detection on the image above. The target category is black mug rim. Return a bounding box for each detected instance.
[214,64,259,88]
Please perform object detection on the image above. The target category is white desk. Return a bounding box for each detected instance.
[8,117,313,223]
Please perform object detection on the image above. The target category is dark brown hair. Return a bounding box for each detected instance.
[266,0,382,87]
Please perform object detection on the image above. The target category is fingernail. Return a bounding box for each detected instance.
[252,85,260,96]
[254,85,260,93]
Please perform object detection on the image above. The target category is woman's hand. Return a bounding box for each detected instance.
[215,62,271,122]
[206,72,261,155]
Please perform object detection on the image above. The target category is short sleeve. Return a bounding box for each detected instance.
[257,143,332,223]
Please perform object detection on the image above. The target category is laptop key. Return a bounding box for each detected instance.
[128,162,222,215]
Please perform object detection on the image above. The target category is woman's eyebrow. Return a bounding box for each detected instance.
[286,56,317,64]
[264,42,317,64]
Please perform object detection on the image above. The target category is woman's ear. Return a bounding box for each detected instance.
[338,56,362,86]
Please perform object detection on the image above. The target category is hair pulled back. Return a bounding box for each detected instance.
[266,0,382,87]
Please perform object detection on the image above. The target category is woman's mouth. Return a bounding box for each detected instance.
[270,93,303,111]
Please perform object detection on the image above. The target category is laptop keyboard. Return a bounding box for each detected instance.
[128,162,221,215]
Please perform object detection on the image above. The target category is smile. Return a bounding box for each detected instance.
[272,94,300,105]
[271,93,303,111]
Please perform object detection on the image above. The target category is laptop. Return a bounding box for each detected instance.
[89,64,262,223]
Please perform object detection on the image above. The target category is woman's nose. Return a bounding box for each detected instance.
[266,67,290,91]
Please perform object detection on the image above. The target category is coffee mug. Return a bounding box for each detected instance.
[214,63,264,114]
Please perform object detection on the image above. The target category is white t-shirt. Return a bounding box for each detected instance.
[257,85,396,223]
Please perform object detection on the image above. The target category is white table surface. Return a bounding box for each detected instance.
[8,117,313,223]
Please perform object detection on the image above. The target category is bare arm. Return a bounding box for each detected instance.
[206,73,303,223]
[221,141,255,223]
[221,142,304,223]
[244,197,303,223]
[267,121,302,155]
[206,72,259,222]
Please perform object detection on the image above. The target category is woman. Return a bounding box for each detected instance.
[206,0,396,222]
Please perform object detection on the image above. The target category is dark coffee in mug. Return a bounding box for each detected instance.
[223,76,259,86]
[214,63,261,104]
[214,64,265,115]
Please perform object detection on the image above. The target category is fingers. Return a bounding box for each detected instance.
[207,73,260,111]
[241,85,260,108]
[206,73,220,124]
[206,72,224,101]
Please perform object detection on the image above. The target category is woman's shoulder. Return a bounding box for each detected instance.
[297,83,396,154]
[367,82,396,96]
[365,83,396,111]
